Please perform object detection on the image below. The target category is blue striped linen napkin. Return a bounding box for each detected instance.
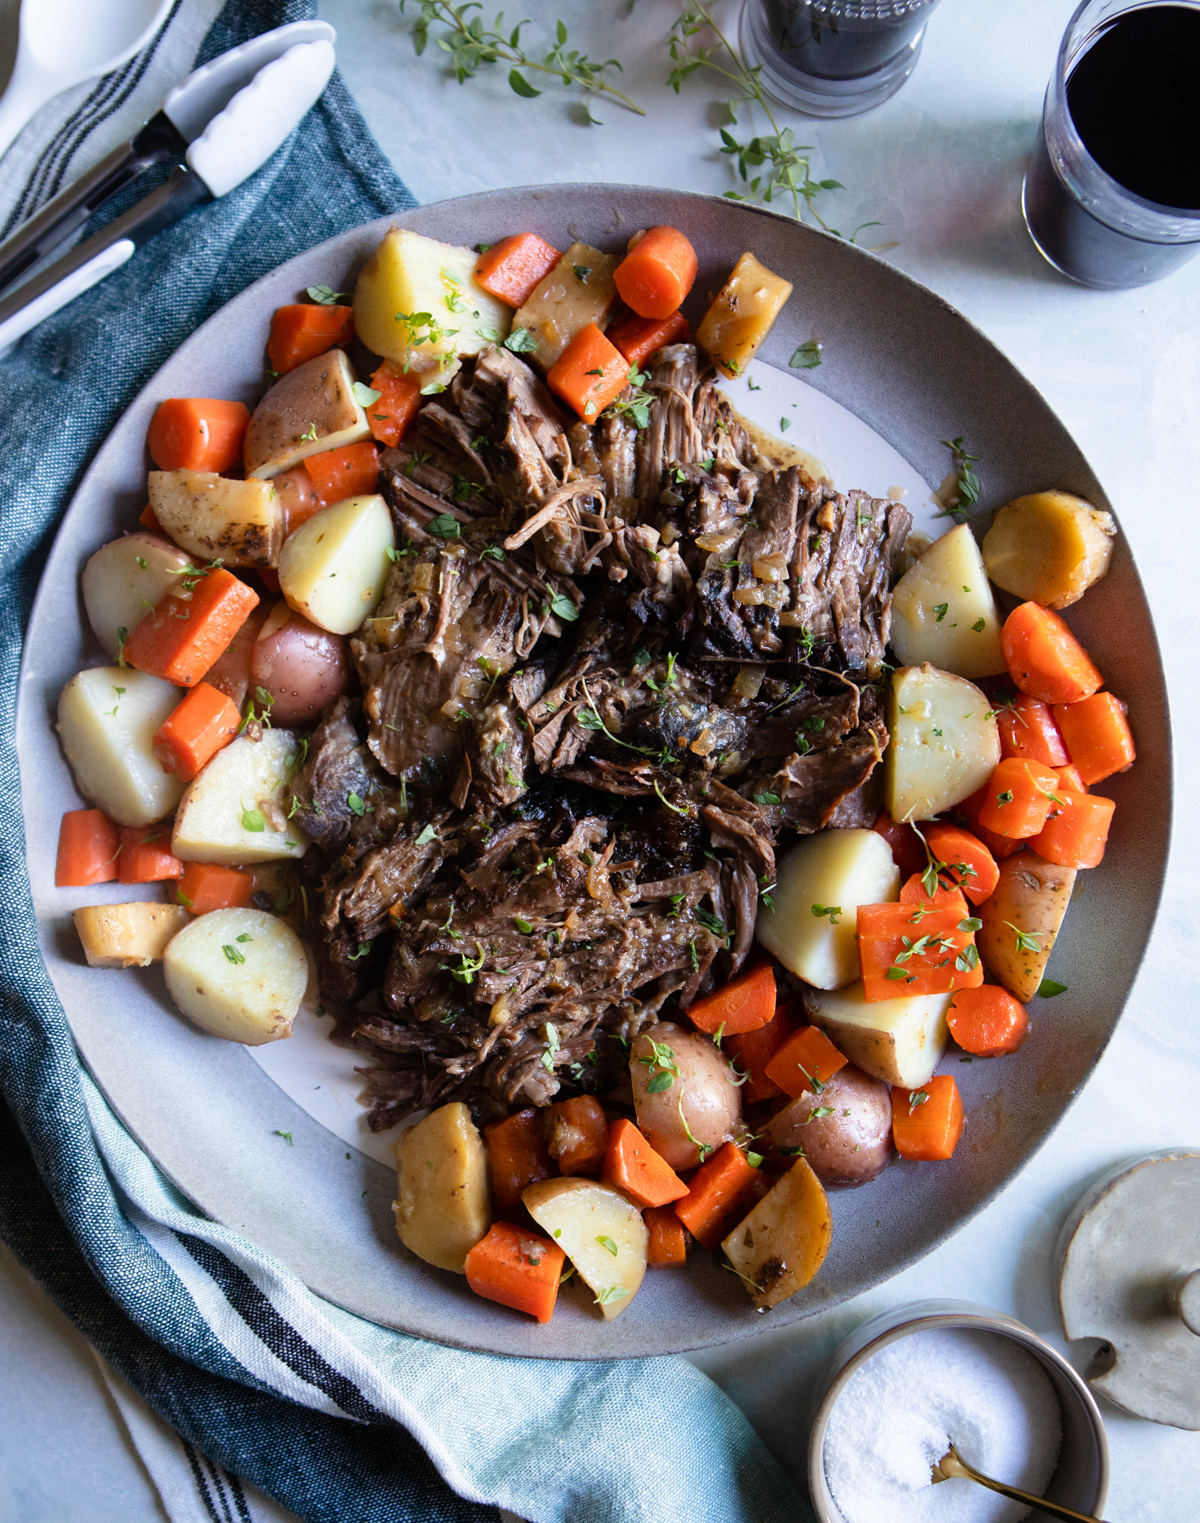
[0,2,809,1520]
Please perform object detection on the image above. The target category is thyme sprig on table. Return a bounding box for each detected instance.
[401,0,645,120]
[663,0,843,230]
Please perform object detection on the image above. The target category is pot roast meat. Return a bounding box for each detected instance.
[792,487,912,674]
[290,338,921,1132]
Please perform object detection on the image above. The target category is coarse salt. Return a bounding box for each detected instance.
[823,1328,1062,1523]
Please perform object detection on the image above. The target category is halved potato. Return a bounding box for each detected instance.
[394,1103,492,1274]
[82,533,189,660]
[277,493,395,635]
[523,1177,648,1320]
[172,728,308,865]
[983,490,1117,610]
[977,850,1076,1002]
[244,350,371,479]
[886,664,1000,822]
[756,829,899,990]
[163,906,306,1044]
[353,226,511,367]
[72,902,191,969]
[889,524,1006,678]
[721,1157,831,1310]
[696,252,793,380]
[804,981,952,1089]
[58,666,184,826]
[148,469,283,567]
[511,243,621,370]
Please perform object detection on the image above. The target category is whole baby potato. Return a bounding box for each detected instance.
[630,1021,742,1171]
[762,1064,893,1187]
[251,607,349,724]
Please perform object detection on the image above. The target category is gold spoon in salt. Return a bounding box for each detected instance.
[931,1442,1114,1522]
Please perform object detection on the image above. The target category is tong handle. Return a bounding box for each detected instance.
[0,112,185,293]
[0,164,207,353]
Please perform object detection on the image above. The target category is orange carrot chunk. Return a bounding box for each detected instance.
[147,398,251,474]
[674,1142,761,1251]
[996,692,1069,768]
[614,226,698,320]
[604,1118,689,1209]
[898,872,969,918]
[725,1003,797,1104]
[474,232,562,308]
[857,903,983,1002]
[267,303,353,375]
[1001,602,1103,705]
[152,681,241,782]
[176,861,254,913]
[1053,692,1135,786]
[947,985,1030,1057]
[303,441,381,505]
[891,1075,964,1161]
[483,1109,555,1215]
[56,809,120,887]
[686,960,776,1036]
[924,822,1000,906]
[955,786,1023,861]
[544,1096,609,1177]
[872,810,926,877]
[763,1023,848,1098]
[546,324,630,421]
[606,309,692,367]
[465,1221,565,1324]
[645,1204,689,1267]
[1055,763,1087,794]
[117,824,183,884]
[124,569,259,688]
[366,361,424,449]
[1031,789,1115,869]
[140,503,161,531]
[976,757,1061,839]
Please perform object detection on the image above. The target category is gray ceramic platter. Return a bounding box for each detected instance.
[19,185,1170,1360]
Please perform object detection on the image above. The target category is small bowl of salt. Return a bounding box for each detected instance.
[808,1300,1108,1523]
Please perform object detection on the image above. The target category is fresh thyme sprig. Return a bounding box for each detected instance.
[402,0,645,120]
[664,0,842,230]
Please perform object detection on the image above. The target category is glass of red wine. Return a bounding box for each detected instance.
[739,0,943,118]
[1023,1,1200,288]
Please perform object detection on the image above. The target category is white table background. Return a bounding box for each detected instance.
[2,0,1198,1518]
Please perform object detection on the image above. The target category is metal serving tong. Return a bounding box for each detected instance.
[0,20,337,353]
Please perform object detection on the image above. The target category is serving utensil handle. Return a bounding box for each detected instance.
[949,1449,1112,1523]
[0,112,185,293]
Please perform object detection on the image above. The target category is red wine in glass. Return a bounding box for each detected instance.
[1024,4,1200,288]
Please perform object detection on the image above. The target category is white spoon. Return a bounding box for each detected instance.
[0,0,175,163]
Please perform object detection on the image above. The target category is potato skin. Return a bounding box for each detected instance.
[977,850,1076,1002]
[982,490,1116,610]
[244,350,369,479]
[394,1103,492,1274]
[630,1021,742,1171]
[250,610,349,724]
[762,1064,892,1186]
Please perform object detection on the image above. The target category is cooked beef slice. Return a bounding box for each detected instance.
[287,698,374,853]
[351,538,577,786]
[792,487,912,674]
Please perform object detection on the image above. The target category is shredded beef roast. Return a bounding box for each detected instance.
[285,341,919,1129]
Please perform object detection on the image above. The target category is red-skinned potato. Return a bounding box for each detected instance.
[273,466,322,537]
[762,1064,892,1186]
[250,603,349,724]
[630,1021,742,1171]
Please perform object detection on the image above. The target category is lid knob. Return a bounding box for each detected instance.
[1173,1269,1200,1336]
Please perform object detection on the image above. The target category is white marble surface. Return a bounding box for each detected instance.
[324,0,1200,1517]
[2,0,1199,1517]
